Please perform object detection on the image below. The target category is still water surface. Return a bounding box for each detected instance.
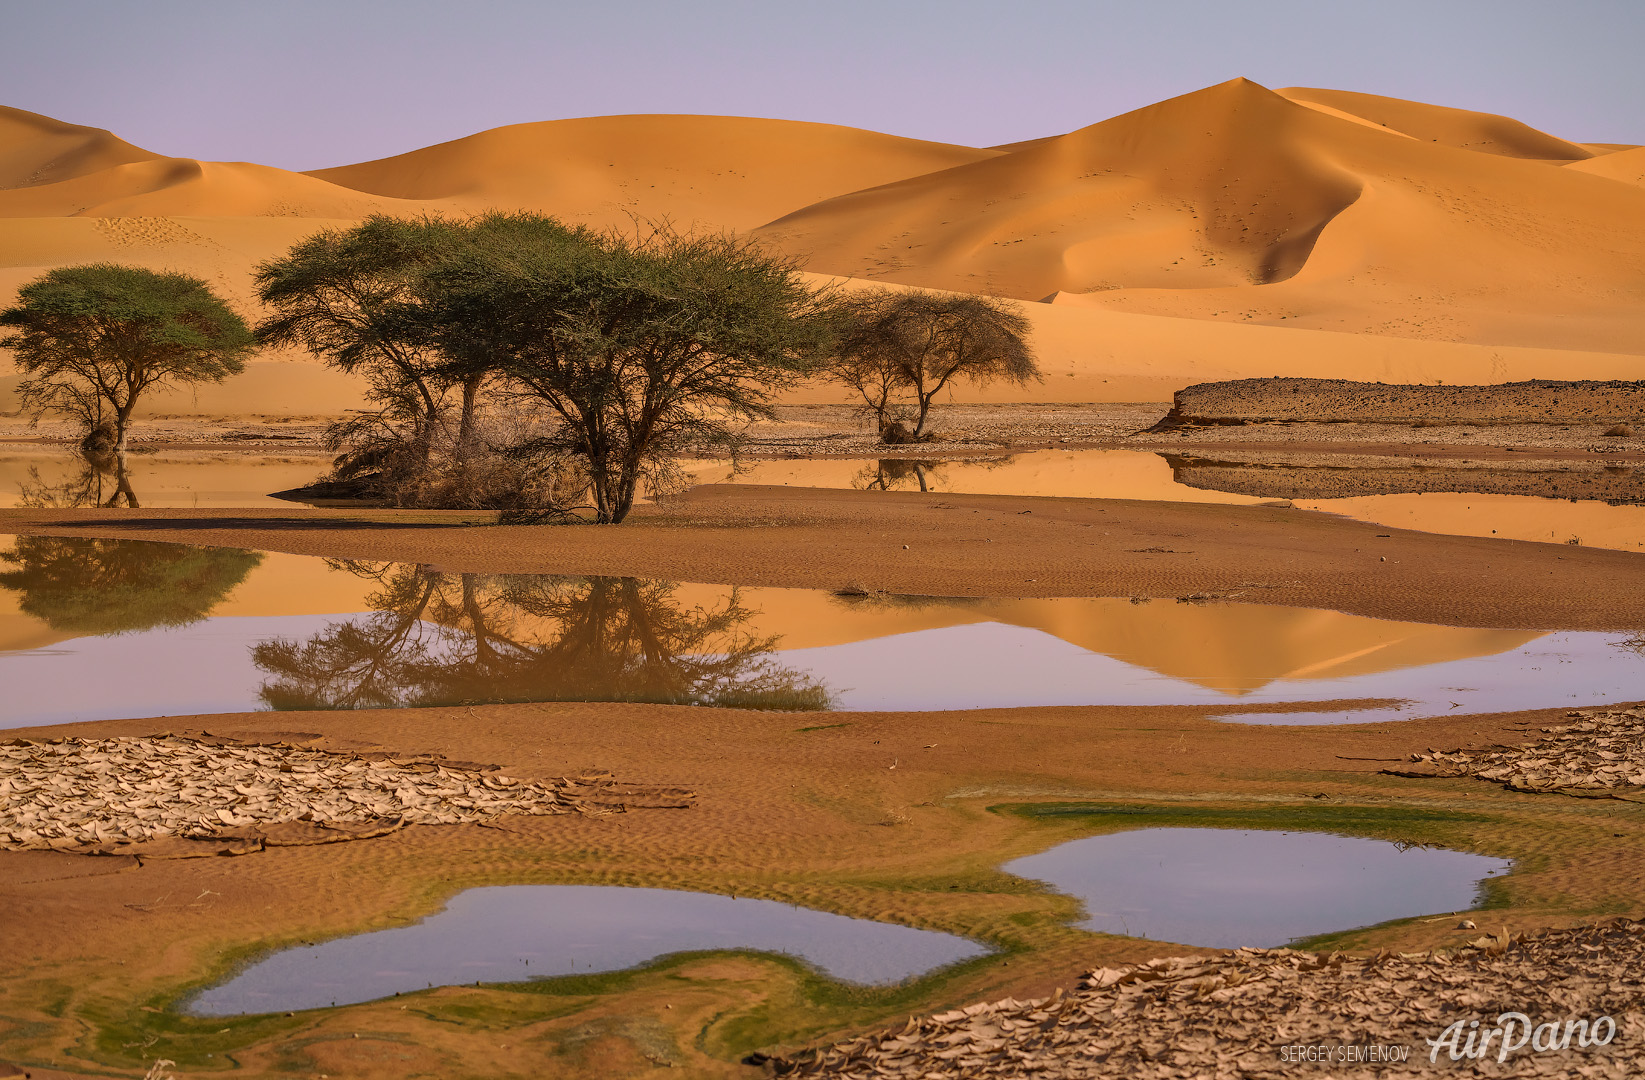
[187,827,1509,1014]
[186,885,990,1015]
[5,447,1641,550]
[1003,828,1511,948]
[1,536,1638,727]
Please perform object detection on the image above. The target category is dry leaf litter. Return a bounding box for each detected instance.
[760,921,1645,1078]
[1387,707,1645,798]
[0,735,693,855]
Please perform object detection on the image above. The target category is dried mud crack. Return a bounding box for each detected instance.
[0,735,695,856]
[1386,706,1645,799]
[760,921,1645,1078]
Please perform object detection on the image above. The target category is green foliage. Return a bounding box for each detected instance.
[256,213,837,521]
[0,535,262,636]
[418,220,838,522]
[829,288,1039,440]
[0,264,253,450]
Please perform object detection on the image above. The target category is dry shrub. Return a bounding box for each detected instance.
[323,408,590,514]
[1603,423,1635,437]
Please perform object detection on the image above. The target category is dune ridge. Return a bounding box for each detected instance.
[307,113,1001,232]
[1,82,1641,414]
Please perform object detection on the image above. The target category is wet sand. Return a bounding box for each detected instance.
[4,485,1643,630]
[1,482,1644,1076]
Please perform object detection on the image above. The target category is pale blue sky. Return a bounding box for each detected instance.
[2,0,1640,170]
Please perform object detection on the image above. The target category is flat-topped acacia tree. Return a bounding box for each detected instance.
[418,221,838,522]
[0,264,253,454]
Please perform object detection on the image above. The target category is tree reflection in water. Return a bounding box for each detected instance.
[0,535,261,635]
[853,456,1017,493]
[253,564,833,711]
[855,458,943,492]
[16,454,141,508]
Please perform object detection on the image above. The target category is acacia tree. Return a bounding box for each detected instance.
[252,215,463,480]
[0,264,253,453]
[420,223,837,523]
[829,289,1039,441]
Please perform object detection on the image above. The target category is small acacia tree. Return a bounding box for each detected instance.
[0,264,253,452]
[829,288,1039,441]
[420,222,837,523]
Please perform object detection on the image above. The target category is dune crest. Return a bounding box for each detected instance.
[1566,146,1645,187]
[307,114,1001,231]
[757,78,1645,355]
[0,106,160,190]
[1274,87,1596,161]
[759,79,1368,299]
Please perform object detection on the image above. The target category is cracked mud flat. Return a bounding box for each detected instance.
[763,921,1645,1079]
[1388,706,1645,798]
[0,735,694,856]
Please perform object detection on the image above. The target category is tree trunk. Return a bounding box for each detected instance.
[609,469,638,524]
[102,455,139,507]
[113,402,136,453]
[457,374,484,461]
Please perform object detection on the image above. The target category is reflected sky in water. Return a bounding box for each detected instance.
[1,535,1640,728]
[1003,828,1511,948]
[186,884,989,1015]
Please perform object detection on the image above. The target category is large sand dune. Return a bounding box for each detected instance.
[308,114,1000,232]
[1,83,1641,414]
[758,78,1645,356]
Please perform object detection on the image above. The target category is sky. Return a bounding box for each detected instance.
[2,0,1642,171]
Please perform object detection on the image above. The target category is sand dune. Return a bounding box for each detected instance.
[0,106,159,189]
[1566,146,1645,187]
[0,158,422,219]
[1,85,1641,413]
[308,114,1000,232]
[0,106,416,220]
[1273,87,1597,161]
[759,78,1645,356]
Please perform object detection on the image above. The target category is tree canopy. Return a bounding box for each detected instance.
[255,213,837,522]
[419,223,837,522]
[829,288,1039,441]
[0,264,253,452]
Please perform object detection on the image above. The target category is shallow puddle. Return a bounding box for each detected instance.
[684,451,1645,553]
[2,535,1639,728]
[1003,828,1511,948]
[185,885,989,1015]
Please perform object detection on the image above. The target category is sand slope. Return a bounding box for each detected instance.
[0,106,159,189]
[758,79,1645,355]
[1566,146,1645,187]
[1273,87,1597,161]
[308,115,1000,232]
[1,86,1642,414]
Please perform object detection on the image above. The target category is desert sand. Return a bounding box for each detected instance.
[4,78,1644,415]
